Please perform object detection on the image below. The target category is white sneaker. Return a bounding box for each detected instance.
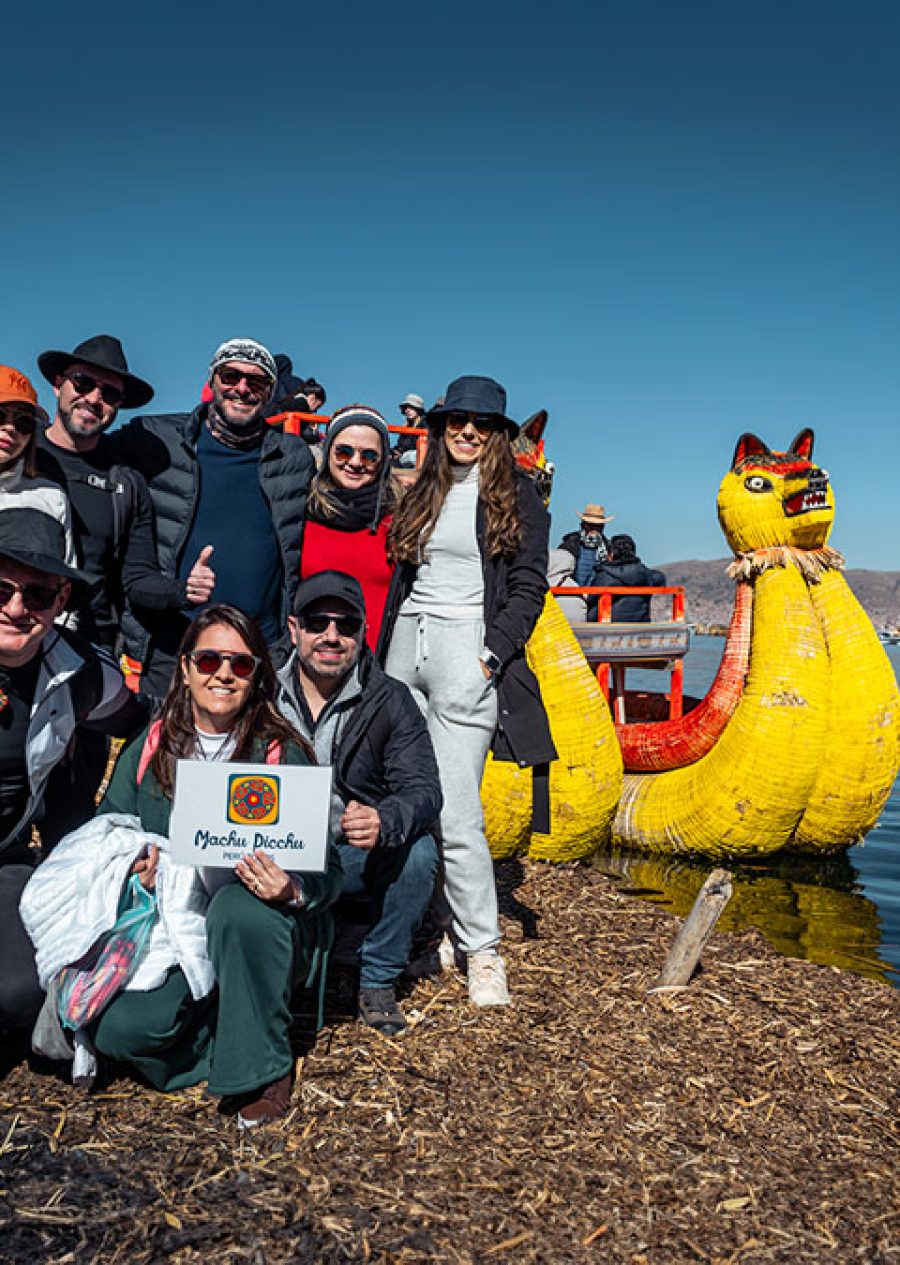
[467,951,510,1007]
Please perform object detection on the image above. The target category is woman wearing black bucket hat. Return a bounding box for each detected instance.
[378,376,555,1008]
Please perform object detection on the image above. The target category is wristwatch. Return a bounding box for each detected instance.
[479,648,502,675]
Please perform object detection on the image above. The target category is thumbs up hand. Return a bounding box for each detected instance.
[185,544,216,606]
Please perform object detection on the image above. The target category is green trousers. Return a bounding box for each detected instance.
[93,884,316,1096]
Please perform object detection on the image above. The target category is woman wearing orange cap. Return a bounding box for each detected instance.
[0,367,74,562]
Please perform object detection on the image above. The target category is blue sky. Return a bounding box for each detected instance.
[4,0,899,568]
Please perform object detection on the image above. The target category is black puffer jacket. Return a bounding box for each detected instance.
[378,473,557,768]
[587,558,667,622]
[276,648,443,849]
[110,407,314,693]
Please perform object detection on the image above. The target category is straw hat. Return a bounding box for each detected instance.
[581,504,615,526]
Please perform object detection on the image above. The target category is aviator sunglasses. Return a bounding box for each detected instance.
[187,649,261,679]
[215,367,272,396]
[0,578,62,612]
[332,442,381,469]
[65,371,125,408]
[300,612,364,637]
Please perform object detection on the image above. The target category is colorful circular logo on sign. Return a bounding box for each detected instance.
[228,775,280,825]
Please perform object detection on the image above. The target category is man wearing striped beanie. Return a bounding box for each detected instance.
[111,337,316,700]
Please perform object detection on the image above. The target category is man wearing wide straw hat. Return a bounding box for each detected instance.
[36,335,216,653]
[558,502,616,586]
[111,337,315,701]
[0,509,146,1044]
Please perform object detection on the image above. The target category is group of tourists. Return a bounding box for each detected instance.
[0,334,555,1128]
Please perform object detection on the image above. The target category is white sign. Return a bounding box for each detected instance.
[168,759,333,873]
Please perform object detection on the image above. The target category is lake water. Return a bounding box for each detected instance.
[592,637,900,987]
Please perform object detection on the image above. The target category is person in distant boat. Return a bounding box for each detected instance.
[300,405,397,650]
[277,570,441,1037]
[303,379,327,413]
[36,335,212,654]
[587,534,667,623]
[109,337,315,702]
[557,504,615,586]
[380,375,556,1009]
[392,393,427,467]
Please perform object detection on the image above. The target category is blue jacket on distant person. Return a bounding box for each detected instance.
[587,534,666,623]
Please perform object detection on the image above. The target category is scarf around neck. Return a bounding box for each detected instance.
[306,478,386,533]
[205,403,266,451]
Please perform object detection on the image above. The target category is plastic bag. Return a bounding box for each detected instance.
[56,873,158,1030]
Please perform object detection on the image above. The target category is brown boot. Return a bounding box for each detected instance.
[236,1073,293,1130]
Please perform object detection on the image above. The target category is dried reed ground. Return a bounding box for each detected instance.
[1,859,898,1264]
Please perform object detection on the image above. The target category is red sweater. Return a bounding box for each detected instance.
[300,517,394,651]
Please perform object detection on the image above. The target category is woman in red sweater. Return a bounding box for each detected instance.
[300,405,397,650]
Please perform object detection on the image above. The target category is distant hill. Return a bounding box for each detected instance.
[657,559,900,631]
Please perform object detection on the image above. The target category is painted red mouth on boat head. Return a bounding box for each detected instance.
[779,488,830,518]
[783,483,829,517]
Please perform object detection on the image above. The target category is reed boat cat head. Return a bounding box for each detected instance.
[716,428,835,554]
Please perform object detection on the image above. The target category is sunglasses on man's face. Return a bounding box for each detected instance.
[187,649,261,679]
[215,367,272,397]
[0,578,62,613]
[65,371,124,408]
[444,412,498,436]
[299,612,364,637]
[0,406,37,436]
[332,443,381,470]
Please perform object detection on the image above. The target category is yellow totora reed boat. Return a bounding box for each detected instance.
[481,429,900,861]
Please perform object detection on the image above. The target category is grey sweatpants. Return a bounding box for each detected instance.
[385,612,500,955]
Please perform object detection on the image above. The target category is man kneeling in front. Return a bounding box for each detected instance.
[277,571,441,1035]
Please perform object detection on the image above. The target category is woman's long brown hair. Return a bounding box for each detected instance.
[387,425,522,564]
[149,604,313,798]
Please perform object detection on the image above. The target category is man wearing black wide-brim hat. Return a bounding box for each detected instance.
[36,335,217,652]
[0,509,146,1043]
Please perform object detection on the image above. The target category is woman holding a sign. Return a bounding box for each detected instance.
[92,604,343,1129]
[380,376,555,1009]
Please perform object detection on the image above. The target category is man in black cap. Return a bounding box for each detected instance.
[36,335,216,653]
[0,509,146,1044]
[276,571,441,1036]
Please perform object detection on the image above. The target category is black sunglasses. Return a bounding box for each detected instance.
[216,367,272,396]
[0,407,37,436]
[65,371,125,408]
[0,578,63,612]
[444,412,499,435]
[187,649,261,679]
[332,442,381,469]
[300,612,364,637]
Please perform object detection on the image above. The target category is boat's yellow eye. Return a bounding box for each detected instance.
[744,475,773,493]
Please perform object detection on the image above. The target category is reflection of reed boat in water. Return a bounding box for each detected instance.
[594,847,891,983]
[482,429,900,862]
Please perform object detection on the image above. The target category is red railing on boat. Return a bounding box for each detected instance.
[550,586,689,723]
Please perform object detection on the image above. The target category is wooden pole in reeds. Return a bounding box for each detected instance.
[649,867,733,991]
